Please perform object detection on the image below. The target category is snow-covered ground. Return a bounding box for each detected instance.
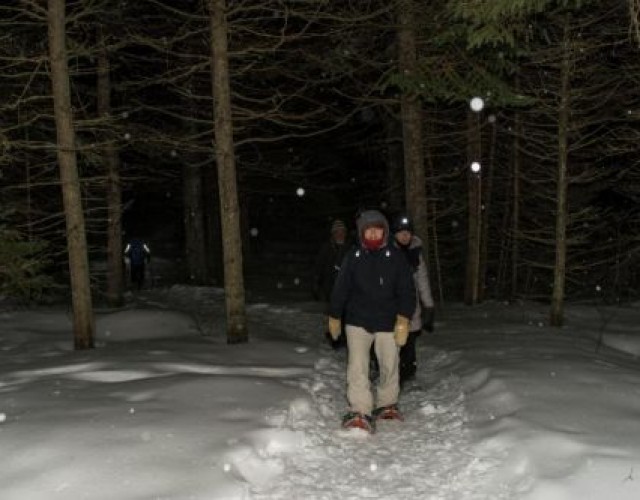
[1,285,639,499]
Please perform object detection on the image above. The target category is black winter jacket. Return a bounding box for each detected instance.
[329,245,416,333]
[313,239,352,302]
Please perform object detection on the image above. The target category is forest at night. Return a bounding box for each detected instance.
[3,3,640,499]
[1,1,640,341]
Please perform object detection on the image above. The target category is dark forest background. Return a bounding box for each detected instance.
[1,0,639,347]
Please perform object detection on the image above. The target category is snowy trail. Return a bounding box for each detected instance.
[5,286,640,499]
[134,287,508,499]
[249,347,505,500]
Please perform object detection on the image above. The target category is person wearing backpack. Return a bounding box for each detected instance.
[124,238,151,290]
[327,209,415,432]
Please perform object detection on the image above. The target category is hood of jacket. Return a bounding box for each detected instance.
[356,210,389,249]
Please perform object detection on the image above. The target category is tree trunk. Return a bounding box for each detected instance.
[550,21,572,327]
[510,108,522,299]
[396,0,428,246]
[182,79,208,285]
[465,110,482,305]
[97,26,123,308]
[384,115,404,212]
[47,0,94,349]
[208,0,248,344]
[204,163,223,285]
[183,160,207,284]
[424,114,443,303]
[478,118,496,302]
[25,128,33,241]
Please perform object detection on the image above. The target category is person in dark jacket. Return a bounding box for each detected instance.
[124,238,151,290]
[313,219,351,348]
[328,210,415,431]
[313,219,351,302]
[391,213,435,385]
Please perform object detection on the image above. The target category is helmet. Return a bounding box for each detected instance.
[391,213,413,234]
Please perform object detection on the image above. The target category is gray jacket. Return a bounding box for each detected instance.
[397,236,434,331]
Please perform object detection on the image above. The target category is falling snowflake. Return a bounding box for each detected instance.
[470,97,484,112]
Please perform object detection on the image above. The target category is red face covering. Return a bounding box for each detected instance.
[362,225,385,250]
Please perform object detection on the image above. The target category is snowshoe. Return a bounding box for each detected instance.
[342,412,375,433]
[373,404,404,421]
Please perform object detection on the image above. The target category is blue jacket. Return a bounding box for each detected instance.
[124,239,151,266]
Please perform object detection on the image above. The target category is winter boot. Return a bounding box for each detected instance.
[342,412,375,433]
[373,404,404,421]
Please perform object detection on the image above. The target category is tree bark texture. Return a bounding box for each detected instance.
[478,119,496,302]
[47,0,94,349]
[209,0,248,344]
[97,27,124,308]
[508,107,522,299]
[183,160,207,284]
[396,0,428,246]
[550,22,572,327]
[204,163,223,285]
[465,110,482,305]
[384,115,404,212]
[182,78,208,285]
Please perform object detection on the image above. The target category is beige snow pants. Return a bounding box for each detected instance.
[345,324,400,416]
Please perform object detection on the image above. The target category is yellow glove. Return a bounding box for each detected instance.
[328,317,342,340]
[393,315,410,346]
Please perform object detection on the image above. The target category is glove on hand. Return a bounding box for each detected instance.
[422,307,435,333]
[393,315,410,346]
[328,317,342,340]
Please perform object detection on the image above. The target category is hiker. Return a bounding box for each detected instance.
[327,209,415,431]
[391,213,435,384]
[313,219,352,348]
[124,238,151,290]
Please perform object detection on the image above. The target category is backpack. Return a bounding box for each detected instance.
[126,240,149,265]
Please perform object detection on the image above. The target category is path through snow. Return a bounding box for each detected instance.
[136,285,509,499]
[248,347,506,500]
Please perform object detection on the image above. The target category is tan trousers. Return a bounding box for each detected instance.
[345,324,400,415]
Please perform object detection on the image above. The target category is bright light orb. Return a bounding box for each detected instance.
[296,187,305,197]
[470,97,484,112]
[250,227,259,237]
[470,162,481,173]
